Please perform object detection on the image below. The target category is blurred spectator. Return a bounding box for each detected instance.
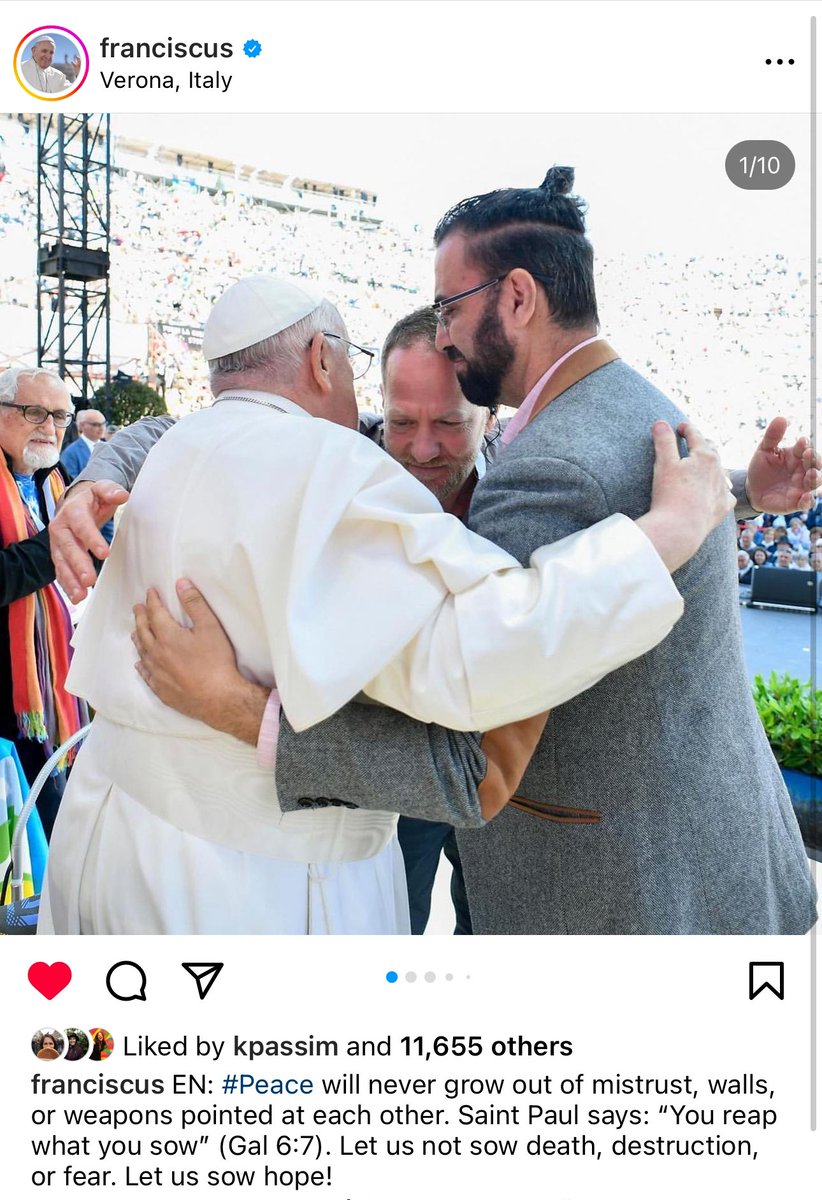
[811,548,822,605]
[737,550,753,585]
[806,497,822,526]
[768,544,796,570]
[737,527,758,556]
[61,409,114,543]
[786,516,810,551]
[760,526,778,555]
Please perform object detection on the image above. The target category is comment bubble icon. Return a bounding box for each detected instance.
[106,960,148,1002]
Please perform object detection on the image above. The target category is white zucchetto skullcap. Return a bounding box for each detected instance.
[202,275,324,361]
[33,36,56,47]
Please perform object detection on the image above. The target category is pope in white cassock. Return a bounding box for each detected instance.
[39,275,732,936]
[20,37,77,94]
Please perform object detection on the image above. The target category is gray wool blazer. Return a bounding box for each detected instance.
[276,344,816,935]
[455,348,816,934]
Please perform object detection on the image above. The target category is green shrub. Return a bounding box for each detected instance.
[94,379,167,427]
[752,672,820,775]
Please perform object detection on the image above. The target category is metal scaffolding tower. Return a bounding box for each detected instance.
[36,113,111,404]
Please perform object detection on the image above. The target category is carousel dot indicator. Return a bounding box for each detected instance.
[405,971,417,983]
[424,971,436,982]
[445,973,454,981]
[386,971,398,983]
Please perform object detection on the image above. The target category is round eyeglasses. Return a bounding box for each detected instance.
[323,333,375,380]
[0,401,75,428]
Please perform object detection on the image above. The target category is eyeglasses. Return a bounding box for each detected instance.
[83,420,106,429]
[431,269,554,331]
[323,332,375,380]
[0,401,75,428]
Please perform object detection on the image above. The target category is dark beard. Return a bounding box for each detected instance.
[454,298,515,409]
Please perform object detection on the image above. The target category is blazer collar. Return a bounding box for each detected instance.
[525,340,620,429]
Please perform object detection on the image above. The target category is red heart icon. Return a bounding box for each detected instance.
[28,961,72,999]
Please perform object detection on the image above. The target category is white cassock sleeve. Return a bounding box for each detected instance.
[234,420,685,733]
[65,407,682,739]
[362,513,682,730]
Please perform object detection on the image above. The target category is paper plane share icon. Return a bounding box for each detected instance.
[182,962,224,1000]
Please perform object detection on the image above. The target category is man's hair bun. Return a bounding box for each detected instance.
[540,165,575,196]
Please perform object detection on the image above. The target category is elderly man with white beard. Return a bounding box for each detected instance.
[0,368,86,838]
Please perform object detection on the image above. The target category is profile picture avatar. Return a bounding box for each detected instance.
[14,26,89,99]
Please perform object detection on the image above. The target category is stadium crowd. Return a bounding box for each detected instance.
[0,113,816,453]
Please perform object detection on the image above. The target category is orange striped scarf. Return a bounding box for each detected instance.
[0,457,86,765]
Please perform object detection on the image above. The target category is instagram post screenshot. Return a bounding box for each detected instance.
[0,1,819,1196]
